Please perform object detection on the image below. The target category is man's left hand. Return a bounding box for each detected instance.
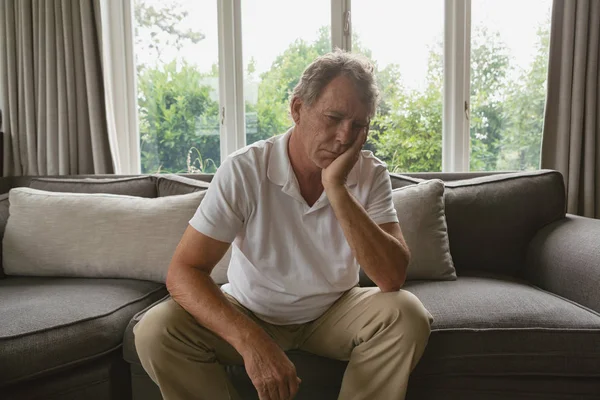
[322,128,368,189]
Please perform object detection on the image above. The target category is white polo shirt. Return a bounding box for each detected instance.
[189,130,399,325]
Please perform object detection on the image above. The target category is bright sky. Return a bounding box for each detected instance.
[136,0,552,92]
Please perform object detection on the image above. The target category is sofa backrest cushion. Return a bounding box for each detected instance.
[389,174,424,189]
[156,174,211,197]
[3,188,207,283]
[29,176,157,198]
[443,170,566,276]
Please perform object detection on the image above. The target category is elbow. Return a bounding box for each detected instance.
[379,284,402,293]
[165,265,177,295]
[378,275,406,292]
[378,267,407,292]
[379,248,410,292]
[165,262,188,297]
[401,243,411,268]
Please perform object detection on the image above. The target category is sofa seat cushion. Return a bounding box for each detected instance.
[404,273,600,378]
[0,276,167,386]
[123,274,600,394]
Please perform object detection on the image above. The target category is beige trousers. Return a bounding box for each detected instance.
[134,287,433,400]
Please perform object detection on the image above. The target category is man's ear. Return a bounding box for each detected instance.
[290,96,302,124]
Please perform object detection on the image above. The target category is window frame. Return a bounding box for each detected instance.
[141,0,533,173]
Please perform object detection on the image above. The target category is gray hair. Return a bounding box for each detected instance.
[290,49,380,118]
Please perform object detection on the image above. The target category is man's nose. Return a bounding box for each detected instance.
[336,120,354,146]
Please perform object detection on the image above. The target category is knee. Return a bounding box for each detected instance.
[373,290,433,341]
[134,299,183,363]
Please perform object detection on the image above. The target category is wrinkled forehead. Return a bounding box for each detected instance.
[314,76,372,120]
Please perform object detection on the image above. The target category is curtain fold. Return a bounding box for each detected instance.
[0,0,115,176]
[542,0,600,218]
[96,0,141,174]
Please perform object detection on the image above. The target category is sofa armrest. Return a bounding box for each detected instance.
[525,214,600,313]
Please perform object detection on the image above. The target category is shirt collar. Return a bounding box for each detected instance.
[266,130,292,187]
[267,128,360,188]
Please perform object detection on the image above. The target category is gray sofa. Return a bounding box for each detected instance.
[1,170,599,400]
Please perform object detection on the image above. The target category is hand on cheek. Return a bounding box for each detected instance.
[322,128,368,189]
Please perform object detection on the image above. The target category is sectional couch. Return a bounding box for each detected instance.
[0,170,599,400]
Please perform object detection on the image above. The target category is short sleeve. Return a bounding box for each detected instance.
[366,167,399,225]
[189,157,246,243]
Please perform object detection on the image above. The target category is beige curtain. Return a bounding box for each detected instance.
[0,0,114,176]
[542,0,600,218]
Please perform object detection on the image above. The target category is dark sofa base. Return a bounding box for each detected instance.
[4,351,131,400]
[408,375,600,400]
[132,362,600,400]
[131,364,161,400]
[130,356,344,400]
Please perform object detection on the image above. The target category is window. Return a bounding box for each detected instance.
[352,0,444,173]
[132,0,552,173]
[134,0,221,174]
[469,0,552,171]
[242,0,331,145]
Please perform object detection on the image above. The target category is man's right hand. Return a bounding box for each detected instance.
[241,335,301,400]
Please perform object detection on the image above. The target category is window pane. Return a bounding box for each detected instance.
[470,0,552,171]
[353,0,444,173]
[134,0,220,174]
[242,0,331,145]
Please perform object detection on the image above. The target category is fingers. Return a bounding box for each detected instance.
[245,345,300,400]
[257,383,280,400]
[256,374,298,400]
[349,127,368,154]
[358,127,368,147]
[288,376,301,399]
[277,379,291,400]
[256,377,299,400]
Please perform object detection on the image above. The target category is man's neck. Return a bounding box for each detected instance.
[288,128,324,204]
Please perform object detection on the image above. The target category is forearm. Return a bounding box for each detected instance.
[166,264,272,356]
[326,185,409,291]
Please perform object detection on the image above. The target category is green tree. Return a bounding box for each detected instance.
[134,0,219,173]
[498,22,550,170]
[249,27,332,143]
[134,0,204,64]
[134,4,549,175]
[138,61,220,173]
[370,42,443,172]
[469,27,511,171]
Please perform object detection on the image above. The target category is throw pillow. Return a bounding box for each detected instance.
[392,179,456,281]
[2,188,218,283]
[29,176,157,197]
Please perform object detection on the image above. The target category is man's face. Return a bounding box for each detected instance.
[293,75,370,169]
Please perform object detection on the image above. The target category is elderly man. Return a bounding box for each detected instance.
[135,50,433,400]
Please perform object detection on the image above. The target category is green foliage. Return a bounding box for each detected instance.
[186,146,218,173]
[249,27,332,143]
[138,60,220,173]
[496,22,550,170]
[135,1,550,174]
[134,0,204,63]
[369,44,443,172]
[469,27,510,171]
